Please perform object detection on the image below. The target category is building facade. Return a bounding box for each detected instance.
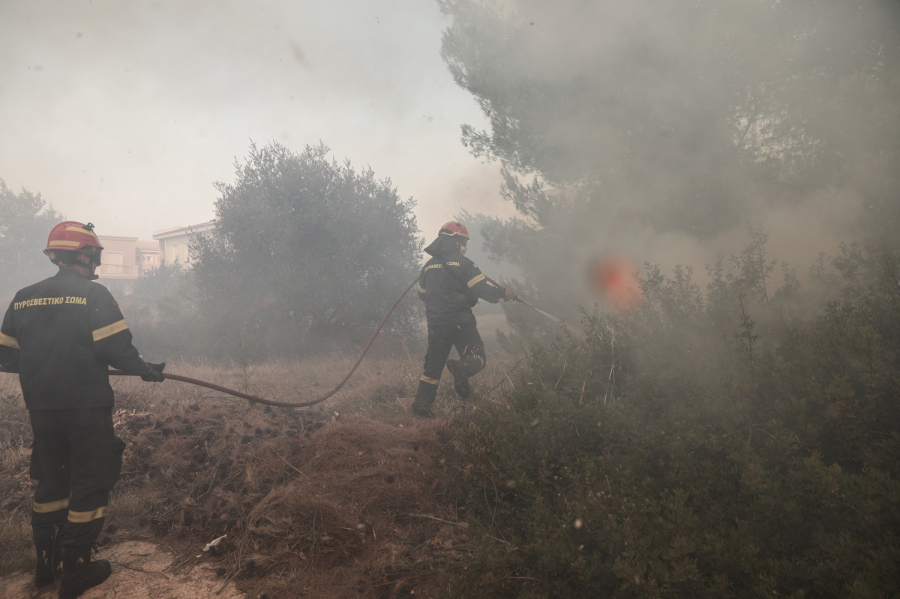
[92,221,213,296]
[96,236,144,296]
[152,220,215,267]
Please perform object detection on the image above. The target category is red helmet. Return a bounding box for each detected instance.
[44,221,104,264]
[438,221,469,239]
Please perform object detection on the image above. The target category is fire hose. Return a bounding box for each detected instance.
[0,274,566,408]
[480,274,570,328]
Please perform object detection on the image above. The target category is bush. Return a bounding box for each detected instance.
[118,142,425,362]
[189,142,423,361]
[121,260,204,359]
[447,240,900,598]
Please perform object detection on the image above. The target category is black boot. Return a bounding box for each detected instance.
[34,533,61,587]
[411,380,438,417]
[446,359,471,399]
[411,401,434,417]
[58,545,111,599]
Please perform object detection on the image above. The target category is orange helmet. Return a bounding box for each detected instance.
[438,221,469,239]
[44,221,104,265]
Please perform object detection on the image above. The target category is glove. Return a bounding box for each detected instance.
[503,287,517,302]
[141,362,166,382]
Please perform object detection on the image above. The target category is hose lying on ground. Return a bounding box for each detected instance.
[0,276,420,409]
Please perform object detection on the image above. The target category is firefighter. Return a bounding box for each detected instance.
[411,221,516,417]
[0,221,165,598]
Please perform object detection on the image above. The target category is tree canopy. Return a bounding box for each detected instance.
[439,0,900,345]
[440,0,900,235]
[189,142,422,358]
[0,179,61,302]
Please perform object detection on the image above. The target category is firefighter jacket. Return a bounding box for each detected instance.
[0,269,152,410]
[416,250,506,326]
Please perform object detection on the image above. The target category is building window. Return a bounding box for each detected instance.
[104,251,124,275]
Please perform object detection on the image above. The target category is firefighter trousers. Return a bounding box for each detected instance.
[28,407,125,548]
[413,323,486,409]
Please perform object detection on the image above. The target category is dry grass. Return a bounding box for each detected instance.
[0,352,519,598]
[0,388,33,576]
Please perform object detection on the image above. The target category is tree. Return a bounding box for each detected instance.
[133,259,188,299]
[190,142,423,359]
[122,260,203,358]
[452,208,519,281]
[439,0,900,344]
[0,179,62,302]
[439,0,900,235]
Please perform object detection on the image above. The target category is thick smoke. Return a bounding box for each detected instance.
[440,0,900,295]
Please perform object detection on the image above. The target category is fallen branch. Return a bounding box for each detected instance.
[404,513,468,529]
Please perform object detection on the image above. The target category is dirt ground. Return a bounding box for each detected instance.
[0,541,247,598]
[0,354,518,598]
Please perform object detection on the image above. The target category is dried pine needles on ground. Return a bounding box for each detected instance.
[0,356,515,598]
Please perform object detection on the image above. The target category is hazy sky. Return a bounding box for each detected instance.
[0,0,512,241]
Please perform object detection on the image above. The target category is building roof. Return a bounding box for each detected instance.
[152,220,216,240]
[136,240,161,251]
[98,235,139,242]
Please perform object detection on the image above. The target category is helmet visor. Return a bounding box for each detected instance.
[80,246,103,266]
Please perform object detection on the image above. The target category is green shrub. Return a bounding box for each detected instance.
[447,241,900,598]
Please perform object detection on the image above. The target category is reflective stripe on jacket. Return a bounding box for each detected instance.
[417,250,505,326]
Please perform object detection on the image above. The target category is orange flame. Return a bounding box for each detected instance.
[588,255,642,311]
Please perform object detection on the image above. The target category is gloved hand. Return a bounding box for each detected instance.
[141,362,166,382]
[503,287,517,302]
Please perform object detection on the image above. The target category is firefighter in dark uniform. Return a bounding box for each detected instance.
[411,221,516,417]
[0,221,165,598]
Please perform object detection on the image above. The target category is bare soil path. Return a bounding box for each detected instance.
[0,541,246,598]
[1,357,518,598]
